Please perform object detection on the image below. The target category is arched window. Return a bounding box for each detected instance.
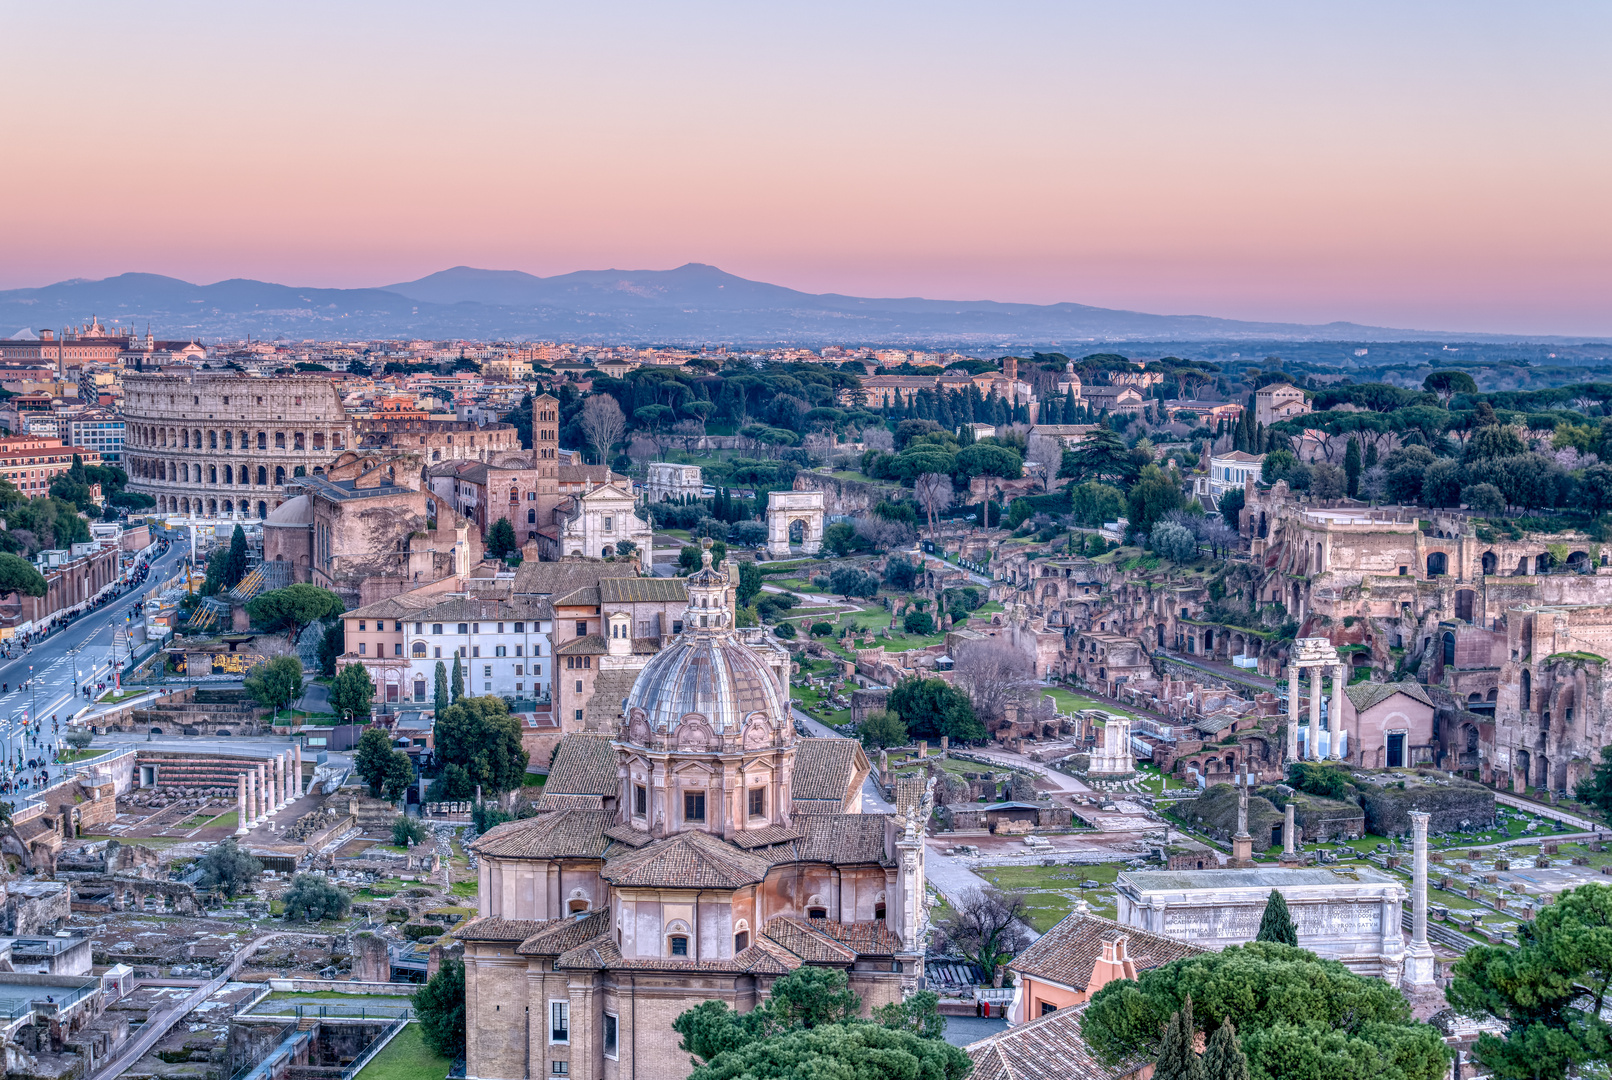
[223,431,233,450]
[257,465,267,485]
[1481,551,1497,576]
[807,906,828,919]
[734,930,749,952]
[208,430,217,449]
[412,642,427,657]
[274,431,286,449]
[294,432,305,450]
[274,466,285,485]
[1427,552,1448,577]
[1442,631,1455,664]
[1520,668,1531,710]
[257,431,267,450]
[208,465,217,484]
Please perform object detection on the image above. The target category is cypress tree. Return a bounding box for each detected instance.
[1365,442,1379,470]
[451,653,464,703]
[1344,437,1362,499]
[1254,888,1298,945]
[1202,1020,1250,1080]
[1154,996,1204,1080]
[1064,386,1077,423]
[433,661,449,715]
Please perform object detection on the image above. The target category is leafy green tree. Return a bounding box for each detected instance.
[317,621,344,678]
[433,660,450,715]
[810,621,835,637]
[871,990,946,1041]
[201,548,231,597]
[828,566,879,601]
[434,696,530,797]
[764,966,863,1030]
[1577,464,1612,517]
[889,676,982,742]
[354,727,396,796]
[244,655,305,713]
[1063,428,1138,485]
[1151,521,1198,563]
[380,750,415,802]
[679,541,728,572]
[858,709,907,750]
[486,517,517,559]
[773,621,796,639]
[1080,942,1450,1080]
[0,553,47,598]
[1254,889,1298,945]
[1423,370,1478,405]
[1128,464,1185,533]
[451,653,464,702]
[1155,996,1205,1080]
[1202,1018,1250,1080]
[687,1023,970,1080]
[392,816,428,846]
[884,554,919,590]
[246,584,345,640]
[196,840,263,898]
[1217,488,1245,528]
[413,955,466,1060]
[1070,481,1127,527]
[426,763,474,802]
[281,873,351,921]
[1464,422,1527,463]
[737,561,763,607]
[224,525,249,589]
[822,521,857,557]
[331,662,375,721]
[1344,436,1362,498]
[1462,482,1507,516]
[902,609,935,635]
[1448,882,1612,1080]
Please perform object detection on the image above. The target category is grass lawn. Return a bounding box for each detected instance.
[658,529,692,541]
[97,689,148,704]
[521,773,545,788]
[976,862,1125,930]
[790,683,851,726]
[1135,764,1190,795]
[192,810,239,830]
[1040,687,1134,719]
[355,1023,449,1080]
[450,880,478,899]
[972,601,1004,615]
[58,748,109,764]
[265,990,416,1003]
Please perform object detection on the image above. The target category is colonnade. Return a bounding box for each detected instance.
[234,745,304,835]
[1286,637,1346,762]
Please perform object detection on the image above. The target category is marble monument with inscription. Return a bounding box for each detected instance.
[1114,866,1407,981]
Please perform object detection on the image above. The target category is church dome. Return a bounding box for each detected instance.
[622,628,788,742]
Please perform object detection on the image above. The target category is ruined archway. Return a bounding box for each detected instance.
[1481,551,1497,576]
[1427,552,1448,577]
[765,488,826,557]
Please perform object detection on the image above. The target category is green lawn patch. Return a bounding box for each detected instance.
[521,773,545,787]
[355,1022,449,1080]
[450,881,478,899]
[1040,687,1133,719]
[976,863,1125,930]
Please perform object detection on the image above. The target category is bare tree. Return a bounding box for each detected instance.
[579,395,626,465]
[1201,518,1238,559]
[853,516,916,552]
[914,472,954,538]
[952,638,1038,725]
[932,886,1032,978]
[861,426,894,453]
[671,419,705,453]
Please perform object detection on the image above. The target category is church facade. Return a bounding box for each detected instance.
[458,543,931,1080]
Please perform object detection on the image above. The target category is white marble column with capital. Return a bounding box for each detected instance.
[1308,667,1323,761]
[1330,665,1347,760]
[247,769,259,828]
[1403,810,1437,988]
[1287,663,1300,762]
[235,775,249,836]
[292,744,303,799]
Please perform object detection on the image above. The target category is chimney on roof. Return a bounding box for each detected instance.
[1089,934,1138,994]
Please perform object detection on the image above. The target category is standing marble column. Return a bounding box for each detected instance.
[1308,667,1323,761]
[1287,663,1301,762]
[257,763,268,821]
[247,769,259,828]
[1330,664,1347,760]
[273,755,286,811]
[292,744,303,799]
[1403,810,1437,988]
[235,775,249,836]
[1231,764,1254,865]
[1283,802,1296,856]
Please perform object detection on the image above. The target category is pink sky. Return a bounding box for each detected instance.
[2,2,1610,335]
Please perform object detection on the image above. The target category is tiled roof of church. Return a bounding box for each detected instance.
[455,917,550,942]
[555,931,797,975]
[1346,680,1433,711]
[599,577,687,603]
[602,822,654,848]
[760,917,856,963]
[544,734,619,796]
[516,909,613,956]
[729,824,803,849]
[790,739,867,808]
[794,813,890,865]
[600,829,771,889]
[808,918,904,955]
[470,808,612,859]
[1008,911,1203,991]
[967,1003,1145,1080]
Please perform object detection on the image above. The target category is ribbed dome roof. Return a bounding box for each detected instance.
[623,628,787,737]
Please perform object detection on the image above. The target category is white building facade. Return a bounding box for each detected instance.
[404,597,555,705]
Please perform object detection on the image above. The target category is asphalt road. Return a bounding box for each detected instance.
[0,540,185,802]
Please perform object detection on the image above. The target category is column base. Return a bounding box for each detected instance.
[1230,834,1255,867]
[235,823,250,836]
[1402,944,1437,989]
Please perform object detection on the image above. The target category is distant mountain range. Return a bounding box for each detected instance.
[0,264,1573,347]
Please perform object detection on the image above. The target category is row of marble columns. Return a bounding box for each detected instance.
[1286,662,1347,762]
[233,746,304,835]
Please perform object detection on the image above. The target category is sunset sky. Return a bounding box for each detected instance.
[2,2,1610,336]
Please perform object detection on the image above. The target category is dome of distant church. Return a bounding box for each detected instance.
[623,629,788,738]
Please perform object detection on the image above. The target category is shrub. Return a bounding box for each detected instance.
[810,622,836,637]
[393,817,428,847]
[903,610,935,635]
[281,873,351,922]
[773,621,797,639]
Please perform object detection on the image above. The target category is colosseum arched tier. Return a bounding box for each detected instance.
[121,372,521,520]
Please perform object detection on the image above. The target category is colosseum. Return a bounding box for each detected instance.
[123,370,520,520]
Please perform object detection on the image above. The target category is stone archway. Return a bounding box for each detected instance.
[765,488,826,557]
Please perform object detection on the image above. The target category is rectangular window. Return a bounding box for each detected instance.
[684,792,706,823]
[603,1013,618,1059]
[514,621,525,632]
[484,665,493,677]
[575,620,588,637]
[433,624,442,635]
[358,643,367,655]
[472,646,480,658]
[551,1064,568,1076]
[635,784,647,816]
[749,787,765,817]
[495,645,506,657]
[485,681,492,691]
[574,709,583,722]
[575,679,583,693]
[394,643,402,656]
[515,664,524,676]
[358,621,367,631]
[534,663,541,676]
[604,515,613,532]
[416,623,423,634]
[497,622,505,634]
[514,645,523,656]
[434,646,442,658]
[550,1001,569,1043]
[458,623,468,634]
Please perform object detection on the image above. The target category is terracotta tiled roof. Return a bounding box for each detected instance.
[967,1003,1144,1080]
[790,739,868,809]
[1346,680,1433,711]
[529,793,605,811]
[455,917,550,943]
[1008,911,1205,991]
[600,829,771,889]
[600,577,687,603]
[556,931,795,974]
[553,586,602,608]
[470,808,612,859]
[554,633,606,655]
[809,919,903,956]
[729,824,803,849]
[794,813,890,865]
[761,917,856,963]
[602,823,654,848]
[511,560,613,598]
[516,909,613,955]
[545,734,618,796]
